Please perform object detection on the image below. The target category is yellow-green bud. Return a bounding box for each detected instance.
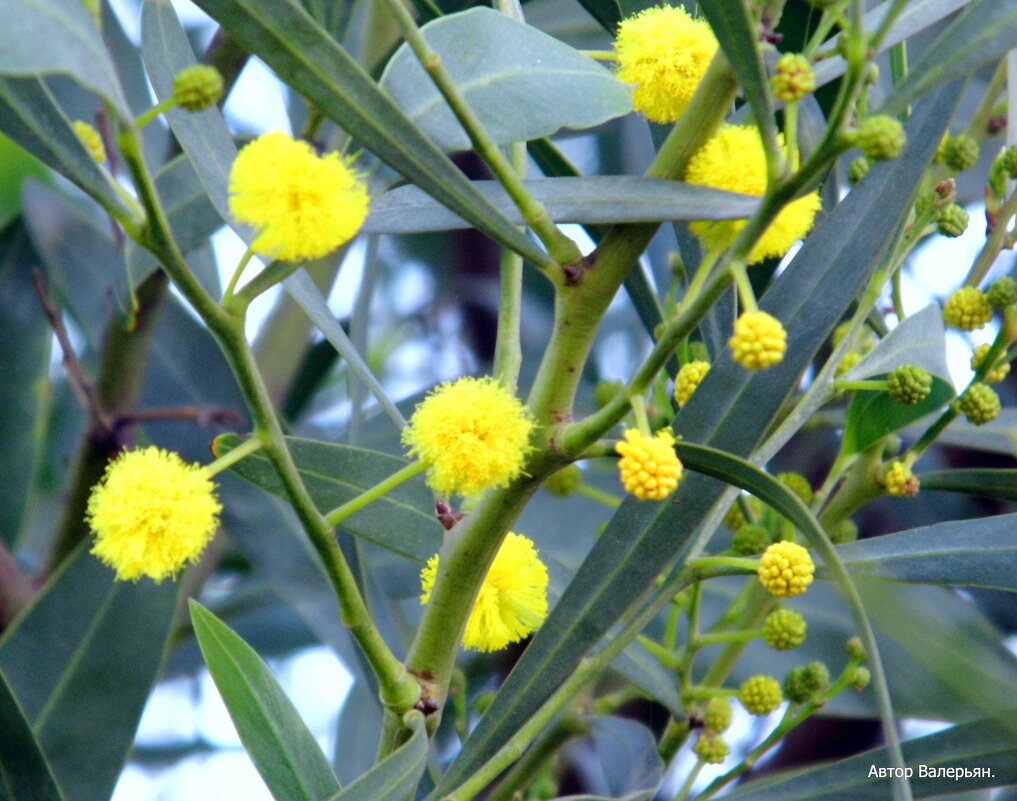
[887,364,932,405]
[723,503,746,530]
[883,460,919,498]
[593,380,624,409]
[739,675,783,715]
[957,382,1001,425]
[940,134,979,173]
[762,608,807,650]
[971,344,1010,384]
[986,276,1017,309]
[693,733,730,764]
[675,360,711,409]
[732,523,771,556]
[1002,146,1017,180]
[544,464,582,496]
[849,666,871,691]
[771,53,815,102]
[703,697,732,733]
[830,518,859,545]
[172,65,224,112]
[836,351,864,376]
[936,204,969,238]
[783,661,829,704]
[856,115,906,161]
[846,156,870,186]
[846,636,867,662]
[778,471,813,505]
[943,287,992,331]
[72,120,105,164]
[472,691,495,715]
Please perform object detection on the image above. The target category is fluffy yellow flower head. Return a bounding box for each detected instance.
[757,541,815,597]
[686,124,821,264]
[229,131,369,262]
[86,447,221,582]
[402,376,534,497]
[614,5,718,124]
[421,532,548,652]
[729,311,787,369]
[616,428,683,501]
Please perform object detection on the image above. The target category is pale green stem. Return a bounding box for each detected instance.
[693,629,763,647]
[729,262,757,313]
[222,246,257,304]
[582,50,617,61]
[325,460,427,526]
[833,379,889,392]
[204,436,264,477]
[574,482,621,509]
[135,97,177,129]
[963,187,1017,287]
[492,141,526,393]
[671,762,704,801]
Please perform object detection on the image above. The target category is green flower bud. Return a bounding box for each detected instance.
[1002,146,1017,180]
[856,115,906,161]
[784,661,829,704]
[703,697,732,734]
[971,344,1010,383]
[732,523,771,556]
[778,472,813,504]
[593,380,624,410]
[849,665,871,690]
[693,733,730,764]
[957,382,1001,425]
[739,675,783,715]
[830,518,859,545]
[762,608,807,650]
[986,276,1017,309]
[723,503,746,530]
[172,64,224,112]
[887,364,933,405]
[943,287,992,331]
[936,204,969,238]
[846,156,870,185]
[846,635,867,662]
[544,464,582,496]
[940,134,980,173]
[771,53,815,102]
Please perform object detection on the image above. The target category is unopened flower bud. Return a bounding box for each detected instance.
[887,364,932,405]
[957,382,1001,425]
[986,276,1017,309]
[172,64,224,112]
[856,115,906,161]
[940,134,979,173]
[936,204,969,238]
[544,464,582,496]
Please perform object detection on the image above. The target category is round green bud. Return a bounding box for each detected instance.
[971,344,1010,384]
[856,116,906,161]
[1002,146,1017,180]
[846,636,867,662]
[941,134,980,173]
[846,156,870,186]
[936,204,969,238]
[830,518,859,545]
[777,472,813,504]
[544,464,582,497]
[771,53,815,102]
[593,380,624,410]
[836,351,864,376]
[849,665,871,690]
[693,733,730,764]
[172,64,224,112]
[957,382,1001,425]
[739,675,783,715]
[887,364,933,405]
[723,503,746,530]
[703,697,732,734]
[732,523,771,556]
[943,287,992,331]
[783,661,829,704]
[762,608,807,650]
[986,276,1017,309]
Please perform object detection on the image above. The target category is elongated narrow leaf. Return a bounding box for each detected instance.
[880,0,1017,117]
[214,434,442,563]
[328,710,427,801]
[0,78,131,216]
[839,303,951,384]
[919,468,1017,501]
[831,512,1017,591]
[364,177,758,234]
[190,601,342,801]
[381,7,631,152]
[575,0,622,34]
[0,542,180,801]
[439,83,961,799]
[719,713,1017,800]
[0,668,64,801]
[0,0,128,114]
[188,0,548,266]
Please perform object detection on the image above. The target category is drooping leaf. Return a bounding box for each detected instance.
[839,303,951,384]
[380,7,631,152]
[919,469,1017,502]
[0,0,129,114]
[188,0,549,266]
[841,376,954,455]
[0,667,65,801]
[327,710,427,801]
[214,434,442,564]
[190,601,343,801]
[0,542,181,801]
[364,177,758,234]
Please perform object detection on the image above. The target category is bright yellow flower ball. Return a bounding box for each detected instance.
[616,428,683,501]
[685,124,821,264]
[420,532,549,652]
[73,120,105,164]
[675,360,710,408]
[86,447,222,582]
[729,310,787,369]
[614,5,718,124]
[757,541,815,597]
[229,131,369,262]
[402,376,534,497]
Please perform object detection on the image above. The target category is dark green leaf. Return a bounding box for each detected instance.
[327,709,427,801]
[188,0,549,265]
[0,667,65,801]
[720,713,1017,800]
[380,8,631,152]
[0,0,128,114]
[841,376,954,455]
[190,601,342,801]
[214,434,442,563]
[439,82,961,799]
[0,218,51,548]
[364,177,758,234]
[0,541,181,801]
[574,0,622,34]
[832,512,1017,592]
[919,469,1017,502]
[839,303,951,384]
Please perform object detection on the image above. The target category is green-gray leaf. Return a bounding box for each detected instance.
[327,709,427,801]
[380,7,631,152]
[839,303,951,384]
[0,667,65,801]
[841,376,954,455]
[0,0,128,114]
[213,434,442,563]
[364,177,758,234]
[919,469,1017,502]
[190,601,342,801]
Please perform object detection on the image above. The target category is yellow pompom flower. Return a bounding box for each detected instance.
[616,428,683,501]
[86,447,222,582]
[942,287,992,331]
[675,360,710,408]
[73,120,105,164]
[229,131,369,262]
[758,541,815,597]
[685,124,821,264]
[402,376,534,497]
[883,460,919,498]
[614,5,718,124]
[420,532,548,652]
[729,311,787,369]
